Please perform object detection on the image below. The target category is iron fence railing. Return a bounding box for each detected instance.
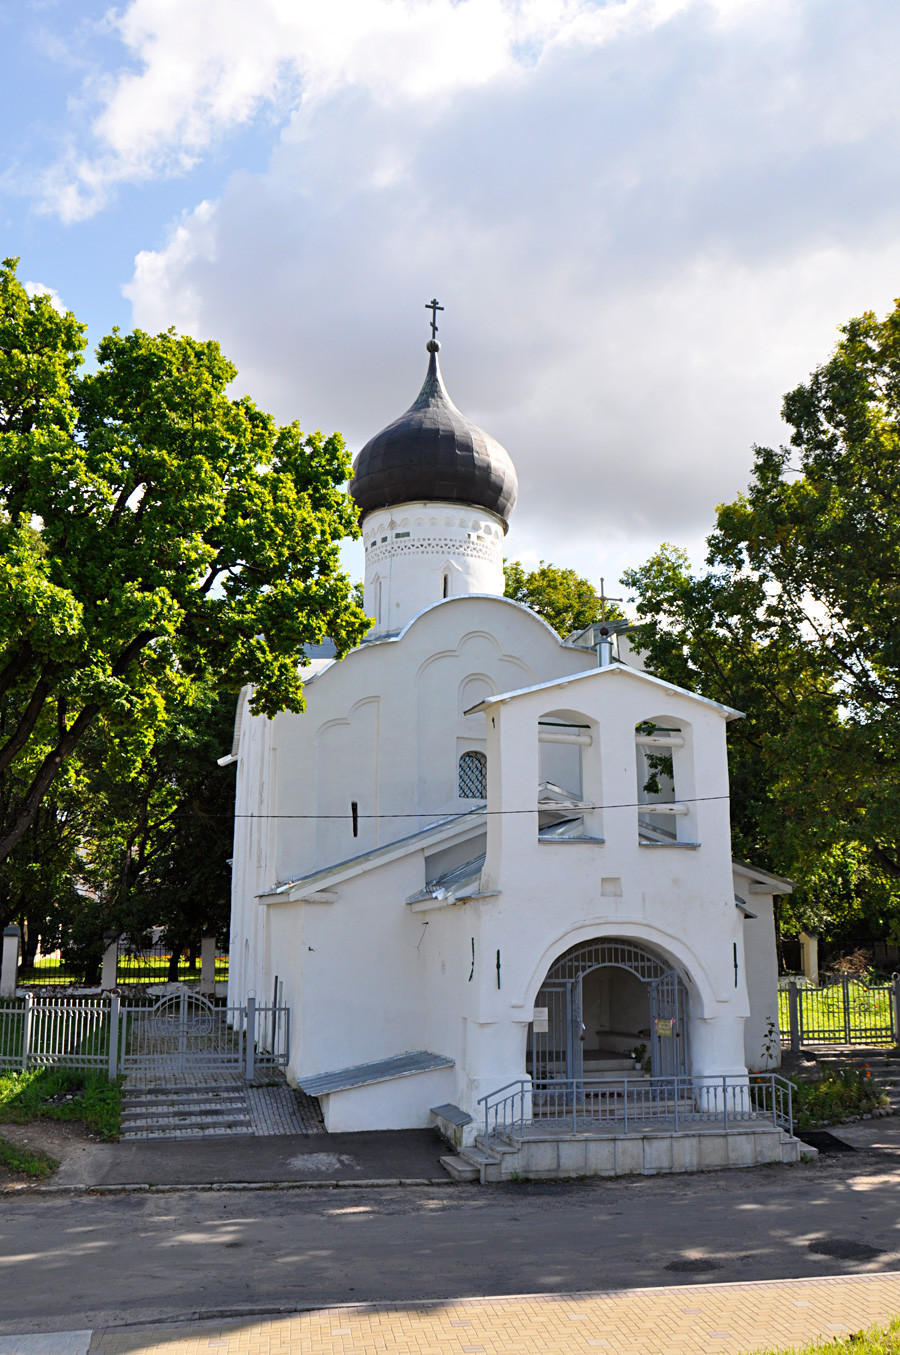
[0,991,288,1079]
[16,944,229,987]
[478,1073,794,1145]
[779,975,899,1048]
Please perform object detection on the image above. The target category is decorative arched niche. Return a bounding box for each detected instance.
[456,675,493,802]
[537,708,602,841]
[634,713,697,845]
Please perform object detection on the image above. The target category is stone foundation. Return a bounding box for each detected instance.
[468,1125,811,1182]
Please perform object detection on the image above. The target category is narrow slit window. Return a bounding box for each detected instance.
[442,572,450,599]
[351,801,359,837]
[459,750,487,799]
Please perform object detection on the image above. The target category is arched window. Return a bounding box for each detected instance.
[458,750,487,799]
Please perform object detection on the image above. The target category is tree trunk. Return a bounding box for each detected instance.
[167,943,183,983]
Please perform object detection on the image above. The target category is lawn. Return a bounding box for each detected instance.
[0,1135,58,1179]
[19,953,229,986]
[0,1067,121,1140]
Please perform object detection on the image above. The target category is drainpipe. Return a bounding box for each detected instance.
[597,626,613,667]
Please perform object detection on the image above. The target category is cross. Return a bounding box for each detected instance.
[598,577,622,627]
[426,297,444,340]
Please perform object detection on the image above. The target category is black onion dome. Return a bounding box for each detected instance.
[350,346,517,526]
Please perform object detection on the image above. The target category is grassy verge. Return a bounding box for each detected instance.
[0,1135,58,1179]
[756,1316,900,1352]
[0,1067,122,1140]
[789,1066,890,1131]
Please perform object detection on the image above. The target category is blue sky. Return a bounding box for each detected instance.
[5,0,900,593]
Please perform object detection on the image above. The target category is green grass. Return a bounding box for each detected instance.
[756,1316,900,1352]
[0,1067,121,1140]
[0,1134,58,1179]
[18,955,229,985]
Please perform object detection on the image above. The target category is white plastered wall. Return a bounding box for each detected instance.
[362,502,505,636]
[228,598,773,1134]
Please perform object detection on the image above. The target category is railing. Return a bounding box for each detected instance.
[779,975,900,1048]
[0,992,289,1079]
[478,1074,794,1145]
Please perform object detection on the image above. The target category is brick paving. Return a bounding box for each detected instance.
[63,1271,900,1353]
[246,1085,325,1135]
[120,1080,324,1140]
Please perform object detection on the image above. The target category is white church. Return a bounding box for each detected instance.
[227,317,792,1166]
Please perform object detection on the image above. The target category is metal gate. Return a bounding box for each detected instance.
[120,990,289,1079]
[528,937,689,1080]
[780,975,899,1048]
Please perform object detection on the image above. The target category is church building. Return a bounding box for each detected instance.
[226,316,789,1146]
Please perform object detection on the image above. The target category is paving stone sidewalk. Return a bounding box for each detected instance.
[4,1273,900,1355]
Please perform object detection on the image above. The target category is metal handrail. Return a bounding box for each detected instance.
[478,1073,794,1144]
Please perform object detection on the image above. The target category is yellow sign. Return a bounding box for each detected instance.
[655,1017,674,1037]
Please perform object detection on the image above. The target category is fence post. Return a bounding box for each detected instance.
[200,935,216,998]
[893,976,900,1050]
[842,974,852,1044]
[21,992,33,1070]
[1,925,20,998]
[108,995,120,1079]
[101,933,119,991]
[788,980,800,1054]
[244,995,256,1081]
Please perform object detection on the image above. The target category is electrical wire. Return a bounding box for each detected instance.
[228,792,731,820]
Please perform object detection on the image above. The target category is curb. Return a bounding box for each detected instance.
[11,1175,460,1195]
[80,1268,900,1333]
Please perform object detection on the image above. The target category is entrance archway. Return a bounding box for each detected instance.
[527,937,689,1080]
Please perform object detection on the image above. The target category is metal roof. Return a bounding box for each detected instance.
[349,347,517,524]
[299,1051,455,1097]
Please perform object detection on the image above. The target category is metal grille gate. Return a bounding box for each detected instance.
[528,937,689,1080]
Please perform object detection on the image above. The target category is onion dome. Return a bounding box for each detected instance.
[350,340,518,527]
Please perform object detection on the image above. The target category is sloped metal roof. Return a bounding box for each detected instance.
[299,1051,454,1097]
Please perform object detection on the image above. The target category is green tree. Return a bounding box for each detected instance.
[624,299,900,951]
[0,258,368,868]
[504,559,622,636]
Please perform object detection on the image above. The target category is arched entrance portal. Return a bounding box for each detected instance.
[528,938,689,1081]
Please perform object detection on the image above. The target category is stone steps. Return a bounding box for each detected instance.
[120,1084,254,1140]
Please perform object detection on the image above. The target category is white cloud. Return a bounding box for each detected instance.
[23,281,68,314]
[40,0,765,220]
[121,0,900,589]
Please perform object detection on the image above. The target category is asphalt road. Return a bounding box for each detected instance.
[3,1148,900,1335]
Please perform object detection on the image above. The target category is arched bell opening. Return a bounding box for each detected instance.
[527,937,689,1081]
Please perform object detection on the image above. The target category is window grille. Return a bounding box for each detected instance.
[458,750,487,799]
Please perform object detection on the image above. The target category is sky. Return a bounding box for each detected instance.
[4,0,900,597]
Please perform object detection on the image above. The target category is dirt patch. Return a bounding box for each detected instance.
[0,1120,100,1188]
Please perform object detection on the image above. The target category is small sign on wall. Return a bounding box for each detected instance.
[655,1017,675,1037]
[532,1006,549,1033]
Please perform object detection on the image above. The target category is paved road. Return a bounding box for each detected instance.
[3,1145,900,1335]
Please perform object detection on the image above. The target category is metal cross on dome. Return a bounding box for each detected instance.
[426,297,444,340]
[598,577,622,627]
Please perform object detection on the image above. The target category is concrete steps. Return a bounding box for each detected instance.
[120,1085,254,1140]
[582,1058,641,1075]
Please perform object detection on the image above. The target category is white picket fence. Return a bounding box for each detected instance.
[0,991,289,1080]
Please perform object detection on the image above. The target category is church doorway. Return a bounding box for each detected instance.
[527,937,689,1081]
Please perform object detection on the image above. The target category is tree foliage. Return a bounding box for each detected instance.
[624,299,900,949]
[504,559,623,637]
[0,257,368,873]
